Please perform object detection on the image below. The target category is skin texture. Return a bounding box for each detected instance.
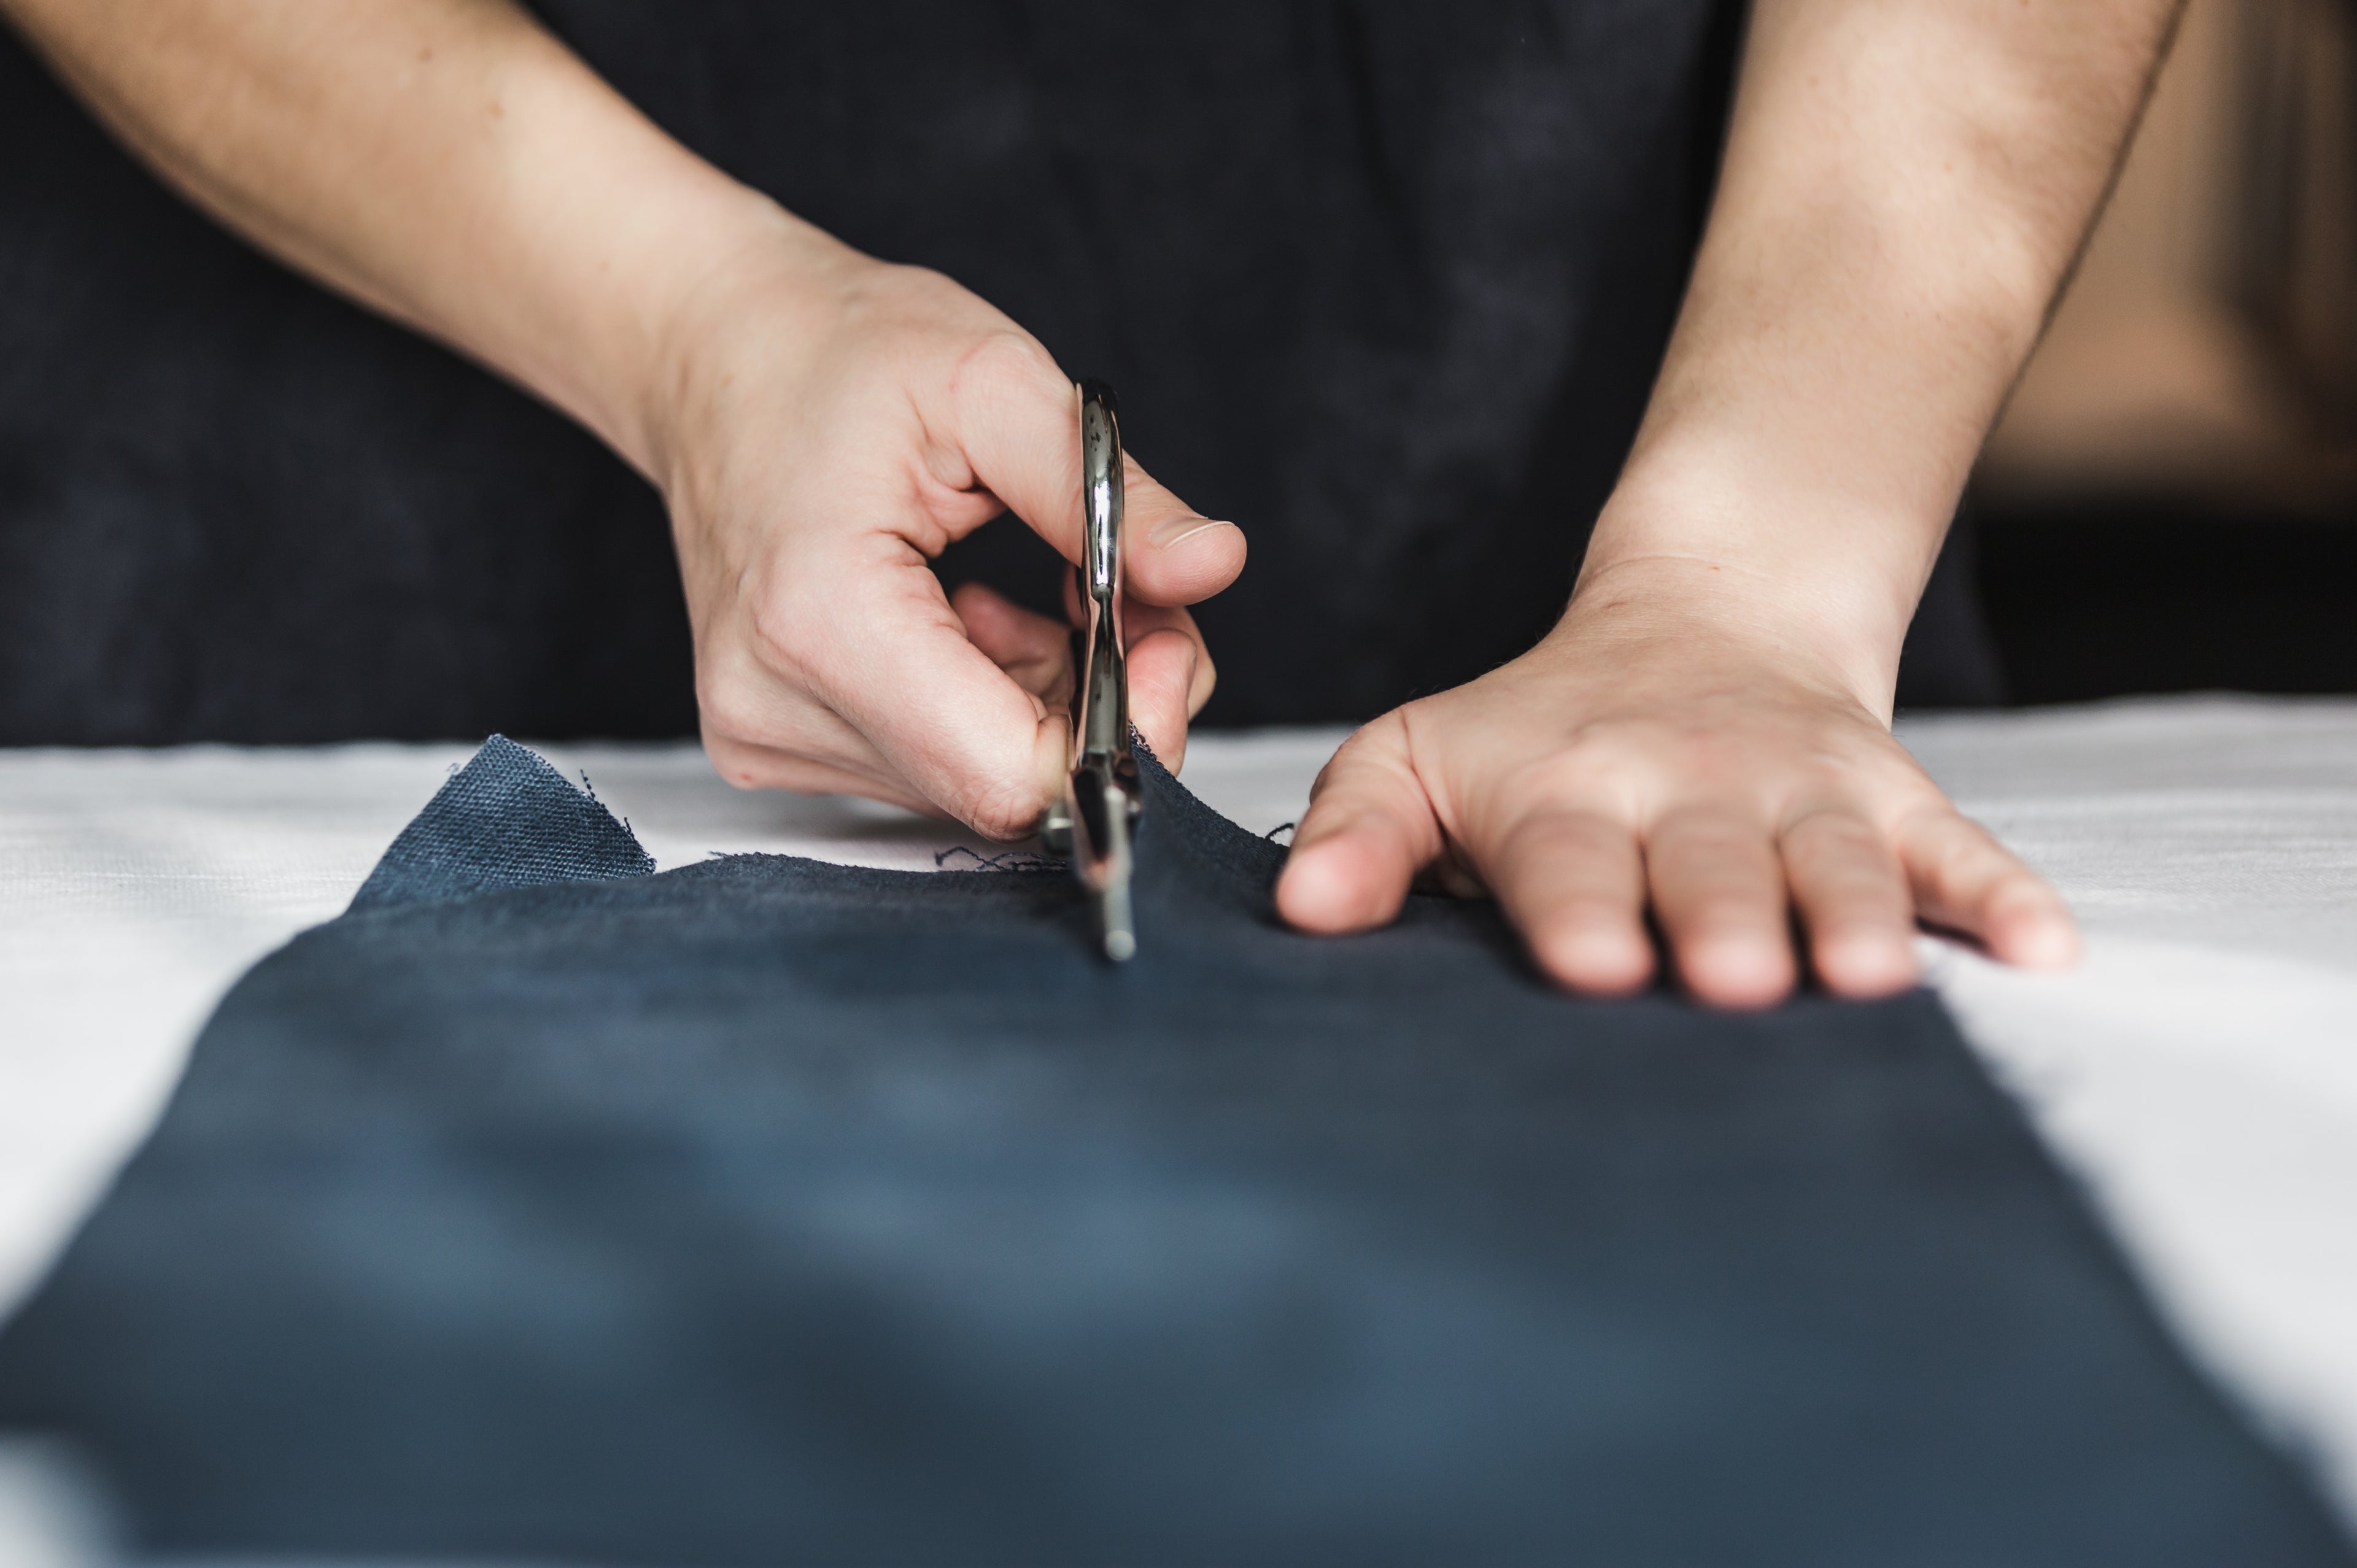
[2,0,2181,1003]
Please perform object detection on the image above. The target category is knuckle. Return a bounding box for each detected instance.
[1498,804,1611,863]
[746,588,830,681]
[884,261,958,299]
[1782,806,1891,864]
[951,328,1064,401]
[964,781,1050,843]
[1308,719,1399,798]
[1492,730,1653,819]
[1906,809,2002,876]
[845,262,959,326]
[700,730,772,792]
[1651,805,1765,857]
[695,679,775,755]
[694,643,829,763]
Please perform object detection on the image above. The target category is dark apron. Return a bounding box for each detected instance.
[0,2,1995,745]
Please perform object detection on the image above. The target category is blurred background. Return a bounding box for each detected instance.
[0,1,2344,743]
[1973,0,2357,701]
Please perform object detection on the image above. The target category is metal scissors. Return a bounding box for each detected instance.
[1039,379,1142,961]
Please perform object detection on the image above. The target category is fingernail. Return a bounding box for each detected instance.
[1149,517,1239,552]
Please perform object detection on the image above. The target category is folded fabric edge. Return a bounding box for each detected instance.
[345,735,655,914]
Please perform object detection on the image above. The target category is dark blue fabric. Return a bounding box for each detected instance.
[347,735,653,912]
[0,740,2343,1565]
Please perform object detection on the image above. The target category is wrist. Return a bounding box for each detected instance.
[1567,446,1944,715]
[573,187,832,484]
[433,47,857,490]
[1550,555,1891,713]
[625,194,868,495]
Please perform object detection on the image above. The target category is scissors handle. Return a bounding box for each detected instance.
[1053,380,1142,960]
[1074,381,1130,773]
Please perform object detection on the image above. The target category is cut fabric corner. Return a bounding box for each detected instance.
[346,735,653,914]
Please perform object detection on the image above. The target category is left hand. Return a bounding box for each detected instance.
[1274,576,2077,1008]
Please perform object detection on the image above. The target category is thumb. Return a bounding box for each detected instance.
[943,341,1246,607]
[1276,713,1447,933]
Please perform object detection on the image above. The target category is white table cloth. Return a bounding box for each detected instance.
[3,695,2354,1549]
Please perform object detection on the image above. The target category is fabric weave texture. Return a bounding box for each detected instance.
[0,738,2343,1565]
[347,735,652,911]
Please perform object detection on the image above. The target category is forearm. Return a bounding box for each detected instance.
[1580,0,2183,706]
[1,0,811,477]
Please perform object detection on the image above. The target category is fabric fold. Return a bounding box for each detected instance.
[348,735,652,913]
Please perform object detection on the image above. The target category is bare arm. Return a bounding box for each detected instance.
[3,0,1242,832]
[7,0,730,471]
[1601,0,2178,685]
[1279,0,2182,1003]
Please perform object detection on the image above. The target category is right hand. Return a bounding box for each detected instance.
[644,210,1245,837]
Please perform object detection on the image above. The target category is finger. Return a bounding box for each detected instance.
[1276,714,1446,933]
[1126,627,1199,771]
[1899,810,2080,968]
[759,541,1068,841]
[940,341,1246,606]
[951,582,1071,706]
[1031,573,1215,781]
[1645,806,1796,1009]
[701,729,938,816]
[1134,603,1217,716]
[1473,808,1654,996]
[1120,474,1247,609]
[1779,808,1919,998]
[1089,585,1216,717]
[696,630,912,793]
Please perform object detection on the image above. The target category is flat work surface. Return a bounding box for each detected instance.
[7,736,2342,1564]
[2,697,2355,1533]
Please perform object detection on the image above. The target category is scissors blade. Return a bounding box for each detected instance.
[1069,751,1138,961]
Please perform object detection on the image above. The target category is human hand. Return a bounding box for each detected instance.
[1274,563,2077,1008]
[648,215,1242,836]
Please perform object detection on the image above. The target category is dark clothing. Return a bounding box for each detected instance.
[0,4,1998,746]
[0,33,695,744]
[0,735,2337,1563]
